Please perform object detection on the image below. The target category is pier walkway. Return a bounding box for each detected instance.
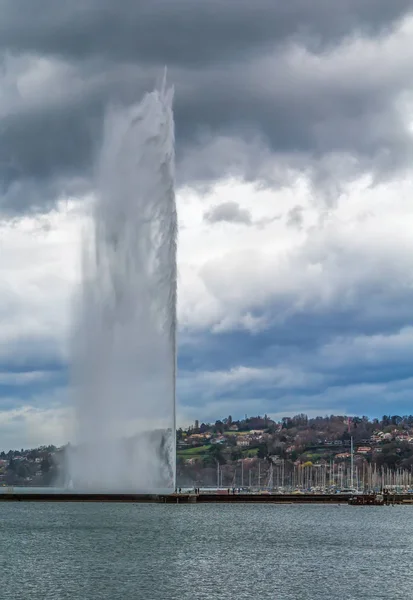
[1,491,412,505]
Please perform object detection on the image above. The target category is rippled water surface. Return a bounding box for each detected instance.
[1,503,412,599]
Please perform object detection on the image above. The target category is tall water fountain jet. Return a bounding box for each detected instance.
[69,81,177,492]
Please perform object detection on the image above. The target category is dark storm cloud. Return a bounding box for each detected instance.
[179,279,413,375]
[178,324,413,418]
[0,0,413,212]
[0,101,96,212]
[177,272,413,415]
[0,0,410,64]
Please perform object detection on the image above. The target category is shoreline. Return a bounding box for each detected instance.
[0,491,412,505]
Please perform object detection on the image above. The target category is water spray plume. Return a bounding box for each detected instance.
[69,81,177,493]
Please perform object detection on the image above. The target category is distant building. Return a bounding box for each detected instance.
[211,436,226,445]
[236,438,250,447]
[335,452,351,459]
[356,447,371,454]
[187,433,210,442]
[241,457,255,464]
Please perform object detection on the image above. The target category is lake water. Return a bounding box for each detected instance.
[1,503,412,599]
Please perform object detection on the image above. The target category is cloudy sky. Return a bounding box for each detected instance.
[1,1,413,448]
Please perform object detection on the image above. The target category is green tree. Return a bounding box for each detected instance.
[16,463,29,479]
[41,456,52,474]
[230,448,242,461]
[214,420,224,434]
[207,444,226,465]
[256,444,268,459]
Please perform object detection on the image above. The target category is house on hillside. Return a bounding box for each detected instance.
[187,433,211,444]
[211,436,226,445]
[241,457,256,464]
[356,446,371,455]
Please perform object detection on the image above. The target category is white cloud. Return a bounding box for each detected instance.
[316,327,413,371]
[0,403,72,450]
[0,199,83,364]
[1,156,413,437]
[181,365,326,391]
[178,174,413,332]
[0,371,55,385]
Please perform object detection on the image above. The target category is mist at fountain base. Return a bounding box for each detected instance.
[68,80,177,493]
[67,428,175,493]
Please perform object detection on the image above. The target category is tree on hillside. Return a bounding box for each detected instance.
[256,444,268,459]
[16,463,29,479]
[213,420,224,434]
[206,444,226,466]
[230,448,242,461]
[41,456,52,474]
